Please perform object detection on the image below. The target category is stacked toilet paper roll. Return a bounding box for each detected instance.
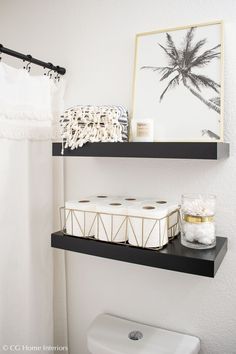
[118,196,143,206]
[65,199,97,237]
[89,195,143,206]
[166,203,180,238]
[127,204,168,248]
[88,195,113,203]
[96,201,127,242]
[143,199,180,238]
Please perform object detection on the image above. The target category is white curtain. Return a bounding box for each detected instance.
[0,62,66,352]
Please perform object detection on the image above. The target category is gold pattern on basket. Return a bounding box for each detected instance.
[168,209,180,240]
[112,216,127,242]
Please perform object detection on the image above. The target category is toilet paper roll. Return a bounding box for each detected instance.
[65,199,96,237]
[127,204,168,248]
[96,202,127,242]
[119,196,144,206]
[143,199,180,238]
[166,203,180,238]
[88,195,115,205]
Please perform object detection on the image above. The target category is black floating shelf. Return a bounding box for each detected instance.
[51,232,227,277]
[52,142,229,160]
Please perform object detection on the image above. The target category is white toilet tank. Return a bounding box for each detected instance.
[87,314,200,354]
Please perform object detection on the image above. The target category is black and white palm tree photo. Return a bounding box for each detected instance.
[132,22,223,141]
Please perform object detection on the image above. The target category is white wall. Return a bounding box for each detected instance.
[1,1,236,353]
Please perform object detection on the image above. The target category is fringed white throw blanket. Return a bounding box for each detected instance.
[60,105,129,152]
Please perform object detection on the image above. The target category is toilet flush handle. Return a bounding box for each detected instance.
[128,330,143,341]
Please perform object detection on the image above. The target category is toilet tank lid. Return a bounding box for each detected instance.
[87,314,200,354]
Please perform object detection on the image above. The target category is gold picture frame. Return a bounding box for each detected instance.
[131,21,224,142]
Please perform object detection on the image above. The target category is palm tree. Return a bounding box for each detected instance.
[141,27,221,114]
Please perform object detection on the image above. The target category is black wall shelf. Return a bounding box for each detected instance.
[51,231,227,277]
[52,142,229,160]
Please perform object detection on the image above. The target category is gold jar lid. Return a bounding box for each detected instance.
[183,214,214,223]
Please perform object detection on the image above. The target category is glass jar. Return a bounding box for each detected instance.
[181,194,216,249]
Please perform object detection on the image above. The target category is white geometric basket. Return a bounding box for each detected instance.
[60,206,180,250]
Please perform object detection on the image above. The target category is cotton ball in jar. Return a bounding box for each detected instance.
[183,222,215,245]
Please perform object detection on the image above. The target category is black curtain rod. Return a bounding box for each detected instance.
[0,44,66,75]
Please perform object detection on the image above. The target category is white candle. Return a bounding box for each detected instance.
[131,119,154,142]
